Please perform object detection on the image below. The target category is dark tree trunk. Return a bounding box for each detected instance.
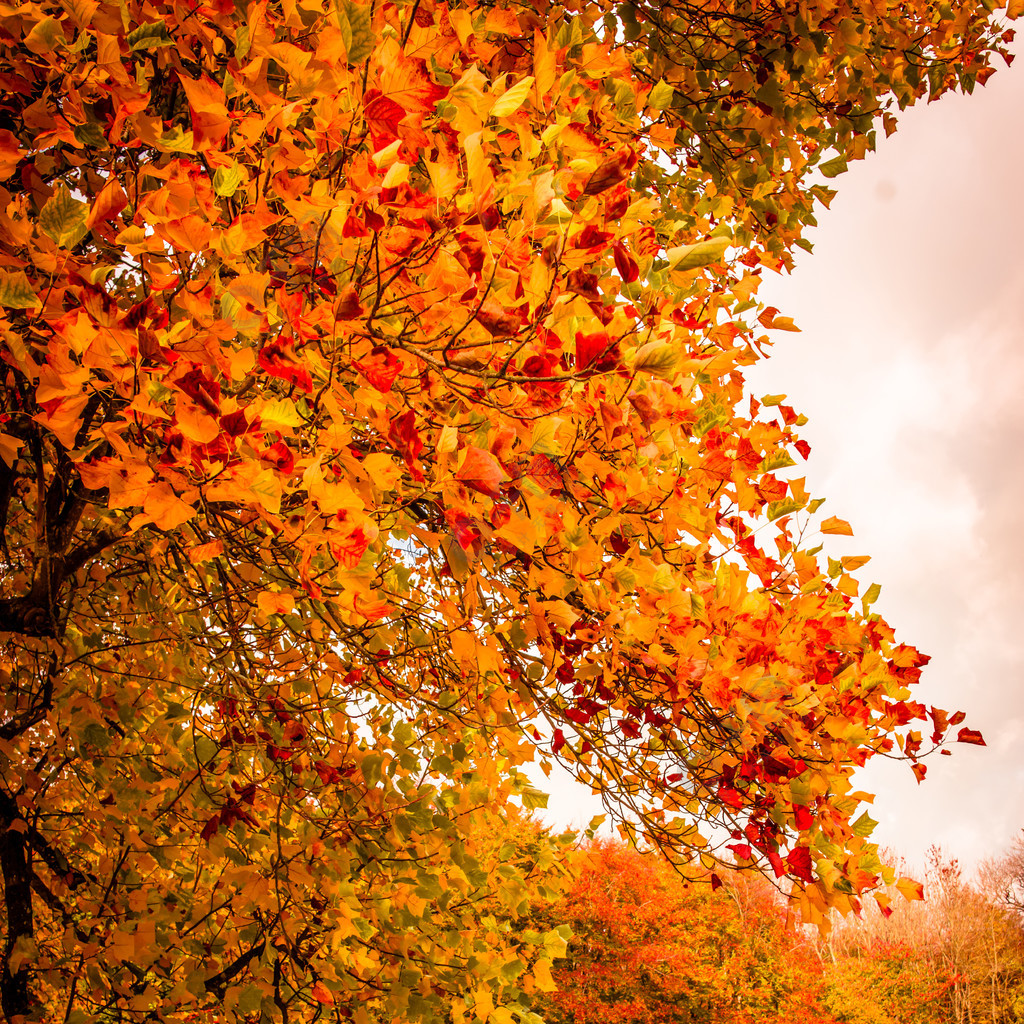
[0,807,33,1022]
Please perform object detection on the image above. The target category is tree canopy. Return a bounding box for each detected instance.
[0,0,1013,1019]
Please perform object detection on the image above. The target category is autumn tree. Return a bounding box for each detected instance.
[530,841,839,1024]
[0,0,1014,1019]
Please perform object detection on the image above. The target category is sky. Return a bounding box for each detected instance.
[539,36,1024,877]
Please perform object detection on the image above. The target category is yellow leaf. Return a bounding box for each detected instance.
[463,131,495,199]
[492,76,534,118]
[666,236,730,271]
[896,876,924,901]
[531,958,557,993]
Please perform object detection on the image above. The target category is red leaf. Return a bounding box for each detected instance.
[200,813,221,842]
[612,242,639,283]
[475,298,521,337]
[528,454,563,493]
[456,446,507,499]
[575,331,619,373]
[261,441,294,474]
[552,729,565,754]
[792,804,813,831]
[334,283,363,320]
[583,151,635,196]
[388,409,424,462]
[311,981,334,1005]
[258,343,312,393]
[363,90,405,145]
[956,727,986,746]
[786,846,814,883]
[444,508,480,550]
[355,346,402,392]
[710,872,722,891]
[571,225,614,251]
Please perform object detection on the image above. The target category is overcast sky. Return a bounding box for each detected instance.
[540,38,1024,877]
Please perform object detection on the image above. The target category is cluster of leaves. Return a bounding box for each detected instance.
[530,840,837,1024]
[527,840,1024,1024]
[0,0,1013,1018]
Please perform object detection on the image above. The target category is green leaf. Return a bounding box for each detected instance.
[73,121,108,149]
[761,451,796,472]
[819,156,848,178]
[157,126,195,153]
[520,786,548,810]
[0,270,40,309]
[767,497,806,521]
[851,811,878,837]
[632,341,679,379]
[647,80,675,110]
[24,17,66,53]
[39,187,88,249]
[213,164,245,197]
[530,418,563,456]
[127,21,175,51]
[335,0,375,64]
[666,236,730,271]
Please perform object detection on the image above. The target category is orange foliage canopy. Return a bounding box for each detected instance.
[0,0,1013,1018]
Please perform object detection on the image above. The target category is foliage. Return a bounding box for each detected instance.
[0,0,1014,1018]
[823,846,1024,1024]
[530,841,838,1024]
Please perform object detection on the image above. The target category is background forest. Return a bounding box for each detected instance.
[529,836,1024,1024]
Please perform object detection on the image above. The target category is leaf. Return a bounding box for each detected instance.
[819,155,848,178]
[492,76,534,117]
[767,498,806,521]
[666,237,730,271]
[647,80,675,110]
[896,877,925,901]
[311,981,335,1005]
[213,164,245,197]
[851,811,877,837]
[334,0,374,64]
[956,727,986,746]
[127,20,174,50]
[820,516,854,536]
[0,270,39,309]
[456,447,508,500]
[39,187,88,248]
[631,341,678,379]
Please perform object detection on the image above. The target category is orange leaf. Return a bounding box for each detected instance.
[820,516,854,536]
[311,981,334,1005]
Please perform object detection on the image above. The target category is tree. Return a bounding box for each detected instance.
[0,0,1013,1018]
[531,840,839,1024]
